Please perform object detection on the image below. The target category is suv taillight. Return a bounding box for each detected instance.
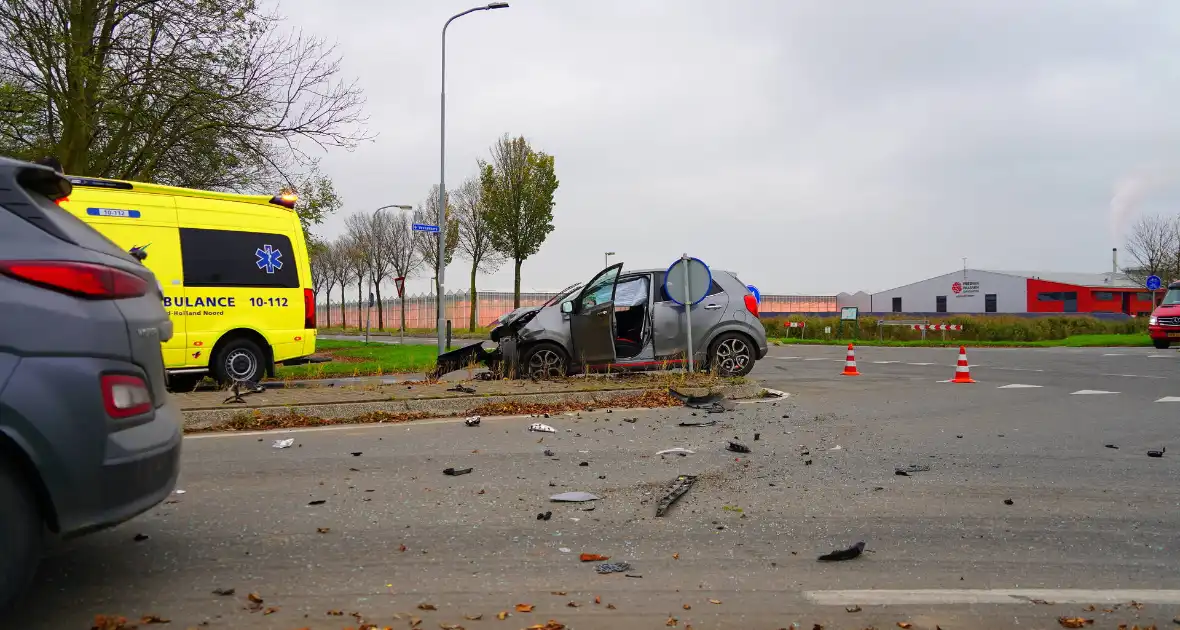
[303,288,315,329]
[744,294,759,317]
[0,260,148,299]
[101,374,152,418]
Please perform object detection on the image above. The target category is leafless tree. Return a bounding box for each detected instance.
[1124,214,1179,286]
[454,176,503,330]
[328,238,354,328]
[341,228,369,329]
[413,184,460,296]
[386,210,423,335]
[309,238,331,326]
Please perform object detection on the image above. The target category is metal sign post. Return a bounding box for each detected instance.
[1147,275,1162,310]
[394,276,407,345]
[365,290,376,343]
[663,255,712,372]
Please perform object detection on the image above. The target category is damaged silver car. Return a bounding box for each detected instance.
[434,263,768,379]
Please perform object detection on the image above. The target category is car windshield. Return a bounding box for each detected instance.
[1162,288,1180,305]
[544,282,583,307]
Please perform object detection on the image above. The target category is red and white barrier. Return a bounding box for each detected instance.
[910,324,963,331]
[785,322,806,328]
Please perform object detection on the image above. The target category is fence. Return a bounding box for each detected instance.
[318,291,838,331]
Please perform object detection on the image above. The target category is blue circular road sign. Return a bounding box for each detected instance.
[747,284,761,303]
[663,257,712,306]
[1147,275,1162,291]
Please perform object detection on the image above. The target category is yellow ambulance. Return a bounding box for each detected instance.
[58,176,317,389]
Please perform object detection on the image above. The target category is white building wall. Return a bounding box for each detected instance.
[870,270,1028,313]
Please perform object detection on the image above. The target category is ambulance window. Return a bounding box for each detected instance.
[180,228,299,288]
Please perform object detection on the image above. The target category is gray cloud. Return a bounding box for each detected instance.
[282,0,1180,295]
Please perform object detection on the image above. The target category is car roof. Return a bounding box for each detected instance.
[626,267,737,276]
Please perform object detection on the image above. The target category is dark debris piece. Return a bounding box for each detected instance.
[536,511,552,521]
[212,588,235,597]
[655,474,698,517]
[679,420,718,427]
[1148,447,1166,458]
[447,384,477,394]
[817,541,865,562]
[595,562,632,574]
[443,467,473,476]
[668,389,724,408]
[1004,499,1014,505]
[1105,444,1119,449]
[895,464,931,476]
[727,441,751,454]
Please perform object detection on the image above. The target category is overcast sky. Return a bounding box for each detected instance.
[282,0,1180,296]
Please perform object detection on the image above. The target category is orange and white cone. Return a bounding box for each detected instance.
[950,345,975,383]
[841,343,860,376]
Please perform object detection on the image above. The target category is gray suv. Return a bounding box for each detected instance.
[485,263,768,379]
[0,158,182,609]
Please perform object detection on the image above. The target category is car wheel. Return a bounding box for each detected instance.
[708,332,755,377]
[213,338,266,384]
[0,460,43,612]
[520,342,568,380]
[1153,340,1172,350]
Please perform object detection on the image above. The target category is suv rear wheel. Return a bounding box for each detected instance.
[1154,339,1172,350]
[0,460,42,612]
[520,342,568,380]
[707,332,755,377]
[213,338,266,384]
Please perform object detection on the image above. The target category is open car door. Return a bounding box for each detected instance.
[568,263,622,367]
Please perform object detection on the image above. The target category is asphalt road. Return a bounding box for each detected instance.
[12,344,1180,629]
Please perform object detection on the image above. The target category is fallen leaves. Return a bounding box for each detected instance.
[525,622,566,630]
[463,614,483,620]
[327,610,344,616]
[496,611,509,620]
[666,617,679,627]
[550,591,567,596]
[845,605,862,613]
[897,624,912,629]
[139,615,170,625]
[262,607,279,615]
[439,624,465,630]
[594,596,601,605]
[566,601,579,608]
[467,390,682,418]
[410,617,422,627]
[682,604,691,610]
[606,604,617,610]
[708,599,722,605]
[399,544,408,552]
[91,615,132,630]
[316,527,331,534]
[515,604,535,613]
[418,603,439,611]
[211,587,235,596]
[672,553,680,560]
[246,592,264,612]
[1057,618,1094,628]
[579,553,609,562]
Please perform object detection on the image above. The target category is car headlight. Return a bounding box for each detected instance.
[1149,315,1158,325]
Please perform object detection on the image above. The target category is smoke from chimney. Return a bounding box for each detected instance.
[1110,166,1177,241]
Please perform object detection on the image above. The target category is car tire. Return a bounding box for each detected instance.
[1153,340,1172,350]
[0,460,43,612]
[519,342,569,380]
[707,332,756,377]
[213,338,266,384]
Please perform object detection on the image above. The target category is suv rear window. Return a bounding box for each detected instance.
[180,228,299,288]
[5,174,136,261]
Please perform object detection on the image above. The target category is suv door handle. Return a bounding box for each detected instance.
[703,304,722,310]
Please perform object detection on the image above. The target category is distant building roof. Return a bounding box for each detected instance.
[981,270,1142,288]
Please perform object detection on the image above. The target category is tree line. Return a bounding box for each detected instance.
[1124,213,1180,287]
[310,134,559,331]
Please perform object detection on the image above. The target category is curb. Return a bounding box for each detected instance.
[182,382,766,432]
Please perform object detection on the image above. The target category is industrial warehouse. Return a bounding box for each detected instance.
[838,269,1160,316]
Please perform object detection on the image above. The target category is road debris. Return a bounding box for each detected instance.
[761,388,787,398]
[550,491,599,502]
[1148,447,1166,458]
[464,614,483,620]
[212,588,235,596]
[895,464,931,476]
[448,384,477,394]
[1105,444,1119,449]
[754,433,761,441]
[669,388,724,408]
[536,511,552,521]
[246,592,264,612]
[544,449,555,456]
[316,527,331,533]
[496,611,509,620]
[443,467,473,476]
[679,419,718,427]
[595,562,632,574]
[515,604,534,612]
[897,623,913,629]
[828,444,843,451]
[418,603,438,611]
[708,599,722,604]
[845,605,861,613]
[272,438,294,449]
[727,441,751,454]
[1004,499,1014,505]
[530,423,557,433]
[579,461,589,466]
[817,541,865,562]
[655,474,698,517]
[351,451,363,456]
[1056,617,1094,628]
[580,553,609,562]
[464,416,481,427]
[139,614,170,624]
[133,533,149,542]
[308,499,326,505]
[656,448,695,456]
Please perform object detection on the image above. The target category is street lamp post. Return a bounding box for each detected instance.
[604,251,616,269]
[366,204,413,344]
[438,1,510,356]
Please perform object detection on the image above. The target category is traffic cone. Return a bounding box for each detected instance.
[841,343,860,376]
[950,345,975,383]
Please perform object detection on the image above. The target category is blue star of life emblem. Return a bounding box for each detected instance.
[255,244,283,274]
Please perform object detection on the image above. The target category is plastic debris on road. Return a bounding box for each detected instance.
[550,491,599,502]
[465,416,481,427]
[443,467,473,476]
[595,562,632,574]
[530,423,556,433]
[655,474,698,517]
[656,448,695,456]
[272,438,294,449]
[727,441,751,454]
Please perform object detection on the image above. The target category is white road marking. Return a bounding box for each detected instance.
[1148,354,1174,358]
[1070,389,1119,395]
[1101,373,1167,379]
[872,360,900,364]
[1102,353,1125,356]
[804,589,1180,606]
[1157,396,1180,403]
[803,358,829,361]
[769,356,800,360]
[997,384,1042,389]
[907,362,935,366]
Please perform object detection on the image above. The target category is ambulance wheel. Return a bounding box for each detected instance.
[1154,340,1172,350]
[214,338,266,384]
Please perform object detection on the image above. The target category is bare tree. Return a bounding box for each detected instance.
[342,230,369,329]
[328,238,354,329]
[1124,214,1179,285]
[344,213,379,331]
[309,238,330,326]
[413,184,460,296]
[454,176,503,330]
[386,210,423,335]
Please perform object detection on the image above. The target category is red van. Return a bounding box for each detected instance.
[1148,280,1180,349]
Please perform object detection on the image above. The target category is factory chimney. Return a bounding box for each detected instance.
[1112,247,1118,279]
